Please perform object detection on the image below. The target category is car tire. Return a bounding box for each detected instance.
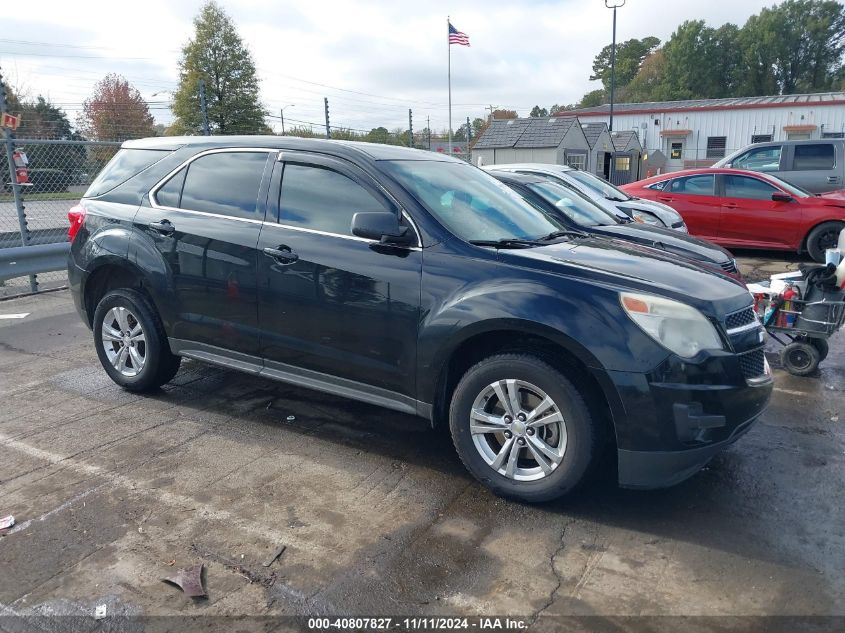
[448,353,599,503]
[780,341,820,377]
[806,221,845,263]
[93,289,181,392]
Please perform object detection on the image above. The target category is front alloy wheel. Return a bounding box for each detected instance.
[470,379,566,481]
[101,306,146,377]
[449,354,600,503]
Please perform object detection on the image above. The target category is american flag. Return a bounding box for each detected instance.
[449,22,470,46]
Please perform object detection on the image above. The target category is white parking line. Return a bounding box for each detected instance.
[773,387,809,397]
[0,313,30,320]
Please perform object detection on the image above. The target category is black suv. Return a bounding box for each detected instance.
[68,137,772,502]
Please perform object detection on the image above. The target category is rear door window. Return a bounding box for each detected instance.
[668,174,715,196]
[792,144,835,171]
[154,169,186,208]
[179,152,269,220]
[279,163,391,236]
[86,148,170,197]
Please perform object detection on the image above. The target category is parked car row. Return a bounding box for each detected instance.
[68,137,771,503]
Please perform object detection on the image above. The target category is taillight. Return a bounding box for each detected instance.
[68,204,86,241]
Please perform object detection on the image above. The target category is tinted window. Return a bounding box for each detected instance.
[86,149,170,197]
[732,146,781,171]
[645,180,668,191]
[155,169,186,208]
[180,152,268,219]
[669,175,715,196]
[280,164,389,236]
[724,175,777,200]
[792,144,835,171]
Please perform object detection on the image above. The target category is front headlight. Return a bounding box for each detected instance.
[631,211,663,226]
[620,292,724,358]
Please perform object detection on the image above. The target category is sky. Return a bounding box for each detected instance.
[0,0,778,134]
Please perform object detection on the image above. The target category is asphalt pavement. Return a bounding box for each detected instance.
[0,254,843,630]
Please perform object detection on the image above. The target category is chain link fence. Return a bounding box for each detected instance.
[1,138,120,297]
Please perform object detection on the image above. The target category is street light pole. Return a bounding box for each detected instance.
[279,104,294,136]
[605,0,625,132]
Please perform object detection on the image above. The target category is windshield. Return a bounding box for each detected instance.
[526,181,619,227]
[762,174,812,198]
[566,169,633,202]
[382,160,566,242]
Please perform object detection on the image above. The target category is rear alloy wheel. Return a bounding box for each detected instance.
[806,221,845,263]
[449,354,599,502]
[780,341,821,376]
[93,289,181,391]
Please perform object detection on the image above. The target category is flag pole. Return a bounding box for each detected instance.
[447,15,452,155]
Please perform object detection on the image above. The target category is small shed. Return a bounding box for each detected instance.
[582,123,614,179]
[471,116,590,167]
[609,130,643,184]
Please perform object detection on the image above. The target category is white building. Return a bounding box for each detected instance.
[565,92,845,174]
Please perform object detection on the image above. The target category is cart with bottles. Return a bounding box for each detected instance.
[750,271,845,376]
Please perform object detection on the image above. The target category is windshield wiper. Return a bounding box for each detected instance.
[538,229,589,241]
[468,238,544,248]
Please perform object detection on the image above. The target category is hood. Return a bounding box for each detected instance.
[594,224,733,265]
[497,237,752,317]
[816,190,845,206]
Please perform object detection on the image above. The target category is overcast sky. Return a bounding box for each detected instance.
[0,0,777,133]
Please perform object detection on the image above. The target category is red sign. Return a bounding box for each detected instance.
[1,112,20,130]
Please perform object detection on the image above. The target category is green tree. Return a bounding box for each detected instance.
[529,105,549,117]
[579,89,607,108]
[740,0,845,94]
[171,1,268,135]
[589,37,661,93]
[14,97,86,181]
[624,50,670,102]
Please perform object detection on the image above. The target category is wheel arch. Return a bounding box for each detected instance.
[82,257,154,328]
[428,319,623,449]
[800,218,845,253]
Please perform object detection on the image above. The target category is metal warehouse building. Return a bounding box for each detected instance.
[564,91,845,174]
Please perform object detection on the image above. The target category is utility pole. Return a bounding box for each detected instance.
[280,108,285,136]
[485,104,501,125]
[605,0,626,132]
[427,116,431,150]
[324,97,331,139]
[198,79,210,136]
[0,68,37,292]
[408,109,413,148]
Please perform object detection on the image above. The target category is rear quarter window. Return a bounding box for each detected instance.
[85,149,171,198]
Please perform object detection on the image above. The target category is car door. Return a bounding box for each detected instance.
[780,143,840,193]
[718,174,802,248]
[137,149,272,357]
[654,174,720,239]
[256,152,422,400]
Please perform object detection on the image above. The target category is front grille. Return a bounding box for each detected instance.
[739,349,766,379]
[726,307,757,331]
[720,259,738,274]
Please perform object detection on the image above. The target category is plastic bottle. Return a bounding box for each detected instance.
[782,286,799,327]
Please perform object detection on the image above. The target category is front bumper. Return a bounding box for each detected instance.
[608,349,773,489]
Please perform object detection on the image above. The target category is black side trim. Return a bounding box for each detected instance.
[168,339,429,419]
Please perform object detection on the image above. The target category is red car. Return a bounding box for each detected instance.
[622,168,845,262]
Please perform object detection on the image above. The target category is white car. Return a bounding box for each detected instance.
[483,163,688,232]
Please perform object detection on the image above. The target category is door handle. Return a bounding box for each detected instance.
[723,203,738,209]
[263,246,298,264]
[827,176,839,183]
[658,196,674,203]
[149,219,175,235]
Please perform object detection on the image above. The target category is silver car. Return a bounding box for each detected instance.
[483,163,688,232]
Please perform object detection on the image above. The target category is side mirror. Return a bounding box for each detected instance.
[772,191,793,203]
[351,211,412,245]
